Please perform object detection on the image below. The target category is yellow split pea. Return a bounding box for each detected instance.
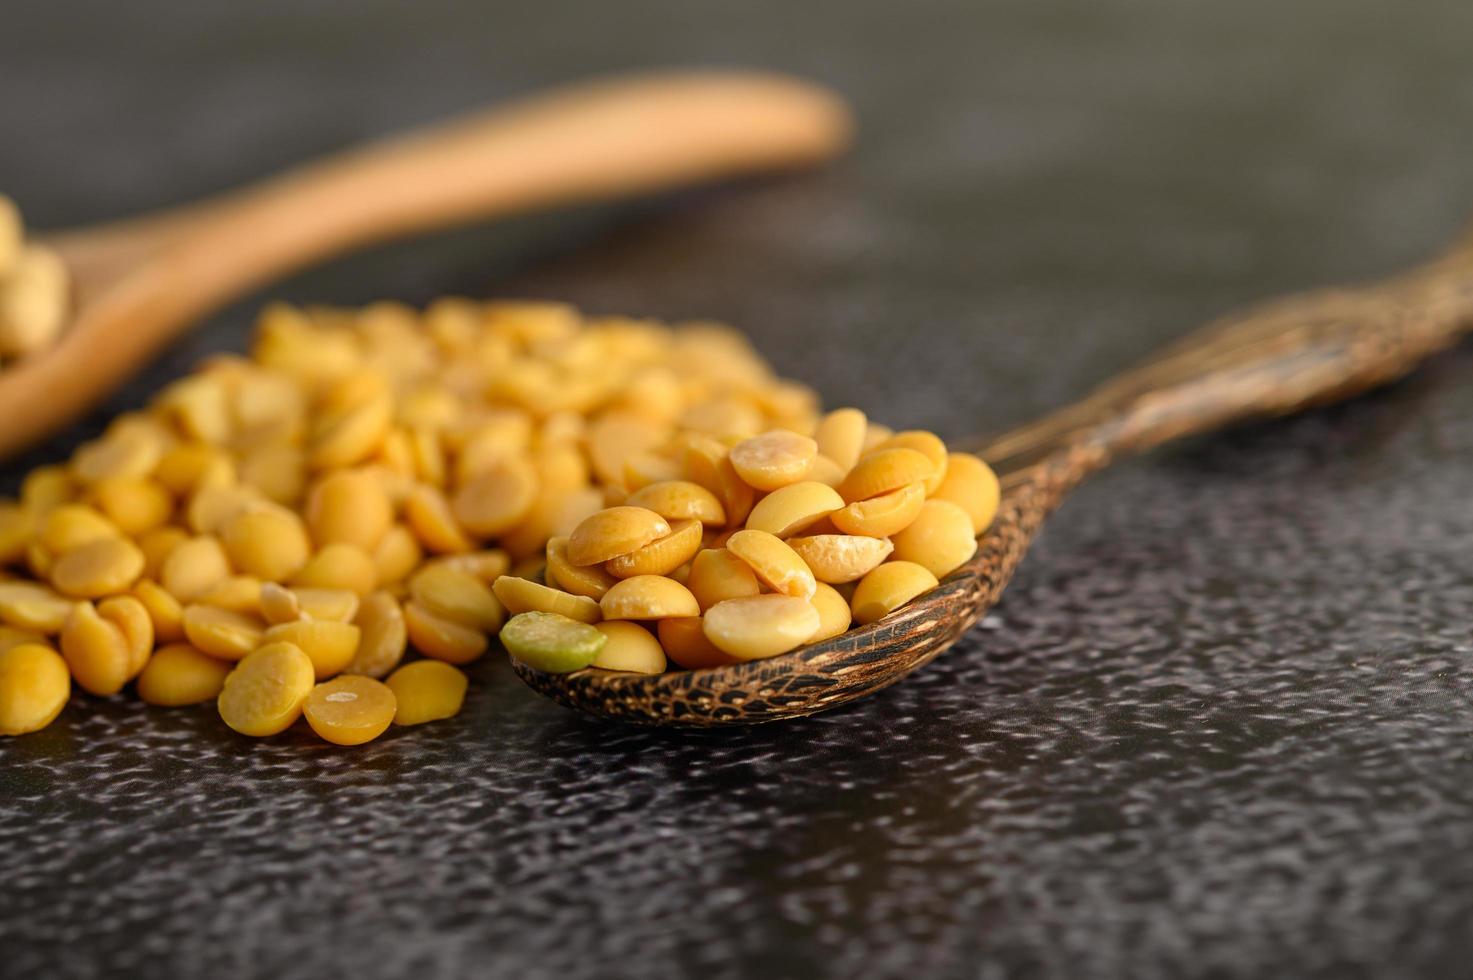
[160,536,231,604]
[656,617,740,669]
[875,430,949,495]
[90,476,172,536]
[725,530,816,600]
[685,548,761,611]
[453,457,538,538]
[591,621,667,674]
[0,582,74,633]
[814,407,867,471]
[385,660,468,725]
[837,448,935,504]
[403,484,475,554]
[932,452,1000,533]
[681,436,755,527]
[703,595,821,661]
[565,506,670,567]
[786,534,893,584]
[61,598,152,696]
[599,576,700,620]
[830,482,925,538]
[306,468,393,551]
[544,537,617,600]
[221,504,311,582]
[345,591,408,679]
[492,575,602,624]
[137,644,231,707]
[199,575,265,614]
[0,643,70,735]
[890,500,979,578]
[744,481,843,538]
[265,619,362,680]
[402,601,488,665]
[182,605,264,661]
[39,503,119,556]
[729,430,817,492]
[850,562,940,626]
[808,582,853,643]
[132,579,185,643]
[625,480,726,526]
[218,641,315,737]
[410,565,506,632]
[604,519,702,578]
[50,536,145,598]
[292,543,376,595]
[304,675,397,745]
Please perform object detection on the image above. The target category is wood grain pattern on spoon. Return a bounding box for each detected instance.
[512,228,1473,725]
[0,70,851,456]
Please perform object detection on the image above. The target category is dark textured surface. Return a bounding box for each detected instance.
[4,2,1473,978]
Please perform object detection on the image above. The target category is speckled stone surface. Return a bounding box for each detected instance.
[4,2,1473,978]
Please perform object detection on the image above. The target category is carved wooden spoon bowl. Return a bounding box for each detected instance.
[512,231,1473,725]
[0,70,850,456]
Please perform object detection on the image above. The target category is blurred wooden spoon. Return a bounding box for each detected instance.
[2,70,851,455]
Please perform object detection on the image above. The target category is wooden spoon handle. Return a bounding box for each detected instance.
[108,70,849,280]
[980,229,1473,474]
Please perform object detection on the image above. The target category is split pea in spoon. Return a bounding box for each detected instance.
[513,229,1473,725]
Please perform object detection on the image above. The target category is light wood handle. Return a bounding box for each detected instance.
[121,70,850,283]
[8,70,850,456]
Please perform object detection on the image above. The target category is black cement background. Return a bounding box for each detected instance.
[3,2,1473,978]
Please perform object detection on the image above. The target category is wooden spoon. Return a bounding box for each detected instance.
[512,228,1473,725]
[0,70,851,456]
